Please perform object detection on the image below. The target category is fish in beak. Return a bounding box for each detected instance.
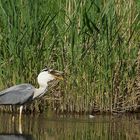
[48,69,64,80]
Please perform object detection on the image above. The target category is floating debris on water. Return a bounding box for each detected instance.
[89,115,95,119]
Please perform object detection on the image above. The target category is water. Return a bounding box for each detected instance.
[0,113,140,140]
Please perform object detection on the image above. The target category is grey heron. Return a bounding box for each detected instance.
[0,67,63,119]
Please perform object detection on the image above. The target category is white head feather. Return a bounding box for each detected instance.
[37,71,55,87]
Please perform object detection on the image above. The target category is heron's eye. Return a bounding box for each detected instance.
[48,69,55,75]
[48,69,53,73]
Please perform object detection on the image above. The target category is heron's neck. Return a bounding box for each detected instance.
[33,84,48,99]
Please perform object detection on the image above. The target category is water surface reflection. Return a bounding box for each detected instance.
[0,113,140,140]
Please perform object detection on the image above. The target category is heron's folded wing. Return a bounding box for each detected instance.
[0,84,35,105]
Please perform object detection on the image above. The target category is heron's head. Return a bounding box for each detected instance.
[37,67,64,87]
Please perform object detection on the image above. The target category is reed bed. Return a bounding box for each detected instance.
[0,0,139,114]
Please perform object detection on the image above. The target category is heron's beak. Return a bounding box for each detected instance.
[49,69,64,80]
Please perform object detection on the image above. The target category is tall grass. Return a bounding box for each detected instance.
[0,0,139,113]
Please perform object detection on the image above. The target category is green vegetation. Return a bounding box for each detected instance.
[0,0,139,114]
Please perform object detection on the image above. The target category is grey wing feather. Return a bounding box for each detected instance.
[0,84,35,105]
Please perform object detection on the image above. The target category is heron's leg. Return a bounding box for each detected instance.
[19,106,23,134]
[11,105,15,122]
[19,106,23,121]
